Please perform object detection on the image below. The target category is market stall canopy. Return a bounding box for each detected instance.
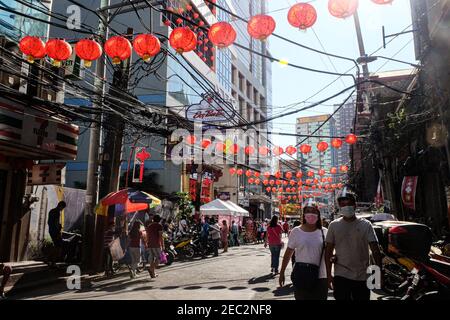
[200,199,237,216]
[95,188,153,215]
[225,200,250,217]
[141,191,162,208]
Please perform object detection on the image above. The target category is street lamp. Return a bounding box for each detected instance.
[357,55,422,68]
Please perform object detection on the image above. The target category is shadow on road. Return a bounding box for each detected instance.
[248,274,275,284]
[272,284,294,297]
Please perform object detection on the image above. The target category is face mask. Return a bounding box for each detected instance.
[304,214,318,225]
[340,206,355,218]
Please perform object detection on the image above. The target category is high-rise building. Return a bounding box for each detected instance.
[296,115,337,171]
[333,101,356,167]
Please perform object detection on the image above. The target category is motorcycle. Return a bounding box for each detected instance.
[61,231,82,263]
[172,233,196,259]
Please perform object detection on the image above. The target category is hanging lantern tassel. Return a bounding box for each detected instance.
[45,39,72,67]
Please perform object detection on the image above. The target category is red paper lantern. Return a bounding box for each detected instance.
[201,139,212,149]
[340,165,348,173]
[254,171,260,178]
[286,188,291,193]
[45,39,72,67]
[263,171,271,178]
[186,135,196,145]
[248,178,254,184]
[216,142,226,152]
[169,27,197,53]
[275,171,282,179]
[291,187,296,192]
[245,169,253,177]
[263,180,269,186]
[105,36,132,65]
[230,144,239,154]
[244,146,255,155]
[19,36,46,63]
[287,3,317,30]
[133,34,161,62]
[247,15,276,40]
[331,138,343,149]
[345,133,357,145]
[255,178,261,185]
[276,180,282,186]
[307,171,314,177]
[278,187,284,192]
[266,187,271,193]
[163,20,171,27]
[273,146,284,156]
[314,178,319,184]
[193,13,200,19]
[236,169,243,176]
[283,180,288,186]
[290,180,296,186]
[285,145,297,156]
[259,146,270,156]
[296,171,303,179]
[327,177,333,183]
[285,172,293,179]
[330,167,338,174]
[297,181,303,187]
[75,39,102,68]
[371,0,393,4]
[317,141,329,152]
[318,169,326,176]
[208,22,236,48]
[269,180,275,186]
[299,144,312,154]
[328,0,359,19]
[229,167,236,175]
[272,187,277,193]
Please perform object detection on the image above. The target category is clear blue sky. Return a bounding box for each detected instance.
[267,0,416,149]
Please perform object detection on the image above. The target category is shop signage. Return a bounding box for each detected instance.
[401,176,418,211]
[186,93,235,123]
[27,163,66,185]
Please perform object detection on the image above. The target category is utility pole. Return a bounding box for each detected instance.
[83,0,109,272]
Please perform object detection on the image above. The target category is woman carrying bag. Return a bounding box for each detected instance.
[279,200,328,300]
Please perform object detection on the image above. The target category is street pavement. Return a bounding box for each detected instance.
[9,237,385,300]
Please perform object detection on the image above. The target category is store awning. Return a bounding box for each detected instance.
[200,199,237,216]
[225,200,250,217]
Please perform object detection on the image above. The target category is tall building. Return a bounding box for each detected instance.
[333,101,356,166]
[296,115,337,171]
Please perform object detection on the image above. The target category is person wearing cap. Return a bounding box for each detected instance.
[279,200,328,300]
[325,188,383,301]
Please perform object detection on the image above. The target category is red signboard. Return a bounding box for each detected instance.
[189,179,197,202]
[401,176,418,211]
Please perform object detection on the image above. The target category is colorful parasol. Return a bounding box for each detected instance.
[95,188,154,215]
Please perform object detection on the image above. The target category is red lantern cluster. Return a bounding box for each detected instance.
[299,144,312,154]
[331,138,343,149]
[317,141,329,152]
[208,22,236,48]
[345,133,358,145]
[170,27,197,53]
[328,0,359,19]
[247,15,276,40]
[287,3,317,30]
[285,146,296,155]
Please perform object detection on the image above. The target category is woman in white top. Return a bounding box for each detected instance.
[279,201,328,300]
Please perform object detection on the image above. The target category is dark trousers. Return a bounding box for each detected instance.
[269,245,282,271]
[333,276,370,301]
[232,233,239,246]
[103,248,113,274]
[201,237,208,257]
[212,239,219,256]
[294,279,328,300]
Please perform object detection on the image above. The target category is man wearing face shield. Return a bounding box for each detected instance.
[324,187,383,300]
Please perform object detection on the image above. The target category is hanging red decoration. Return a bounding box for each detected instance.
[186,4,193,11]
[244,146,255,155]
[266,187,271,193]
[201,139,212,149]
[269,180,275,186]
[314,178,319,184]
[133,34,161,62]
[272,187,277,193]
[291,187,296,192]
[236,169,243,176]
[216,142,226,152]
[248,178,254,184]
[327,177,333,183]
[255,178,261,185]
[169,27,197,53]
[371,0,393,4]
[285,146,297,155]
[19,36,46,63]
[186,135,196,145]
[176,18,183,25]
[328,0,359,19]
[254,171,260,178]
[283,181,288,186]
[318,169,326,176]
[105,36,132,65]
[289,180,296,186]
[75,39,102,68]
[247,14,276,41]
[259,146,270,156]
[263,171,271,178]
[345,133,357,145]
[297,181,303,186]
[286,188,291,193]
[45,39,72,67]
[231,144,239,154]
[245,169,253,177]
[193,13,200,19]
[285,172,293,179]
[317,141,329,152]
[263,180,269,186]
[278,187,284,192]
[299,144,312,154]
[229,167,236,175]
[340,165,349,173]
[331,138,343,149]
[296,171,303,179]
[307,171,314,177]
[330,167,338,174]
[208,22,236,48]
[276,180,282,186]
[273,146,284,156]
[287,3,317,30]
[275,171,282,179]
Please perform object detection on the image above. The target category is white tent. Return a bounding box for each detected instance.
[225,200,250,217]
[200,199,238,216]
